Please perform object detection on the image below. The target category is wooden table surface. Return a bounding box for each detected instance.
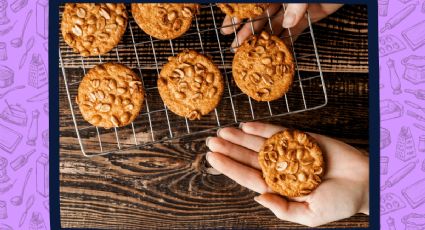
[59,4,369,229]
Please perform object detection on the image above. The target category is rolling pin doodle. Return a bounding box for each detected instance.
[380,4,417,33]
[381,160,418,191]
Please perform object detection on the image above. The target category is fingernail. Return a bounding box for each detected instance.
[220,28,227,35]
[216,128,222,137]
[205,152,212,162]
[282,12,295,28]
[205,136,212,147]
[238,122,245,129]
[254,196,261,203]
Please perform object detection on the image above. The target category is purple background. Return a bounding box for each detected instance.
[0,0,49,229]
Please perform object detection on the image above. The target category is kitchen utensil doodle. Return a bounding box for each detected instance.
[0,0,9,25]
[28,53,47,88]
[43,102,47,115]
[405,100,425,113]
[414,123,425,131]
[386,217,396,230]
[0,21,17,36]
[0,122,22,153]
[36,0,48,39]
[381,156,389,175]
[42,129,48,148]
[407,110,425,122]
[27,110,39,146]
[378,0,389,16]
[19,36,34,69]
[27,90,47,102]
[381,99,404,121]
[0,223,12,230]
[0,85,25,99]
[10,168,32,206]
[381,193,406,215]
[422,160,425,172]
[396,126,416,162]
[381,160,418,191]
[419,135,425,152]
[0,65,13,88]
[387,58,402,94]
[10,0,28,13]
[43,200,48,211]
[19,195,34,227]
[402,178,425,208]
[402,55,425,84]
[0,200,6,219]
[402,20,425,50]
[402,213,425,229]
[381,127,391,149]
[405,89,425,100]
[0,42,6,61]
[422,1,425,13]
[0,180,15,194]
[29,211,46,230]
[380,4,417,33]
[10,149,35,171]
[379,34,406,57]
[36,153,48,197]
[0,99,27,126]
[0,157,8,183]
[11,10,32,48]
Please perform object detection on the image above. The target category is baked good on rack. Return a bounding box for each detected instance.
[258,129,325,197]
[76,63,144,128]
[218,3,270,19]
[158,50,224,120]
[232,31,294,101]
[131,3,199,40]
[61,3,128,57]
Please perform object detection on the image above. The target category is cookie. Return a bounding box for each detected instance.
[232,31,295,101]
[76,63,144,128]
[131,3,199,40]
[218,3,270,19]
[61,3,128,57]
[158,50,224,120]
[258,129,325,197]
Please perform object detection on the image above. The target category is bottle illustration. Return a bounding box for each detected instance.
[27,110,39,146]
[10,149,35,171]
[387,58,402,95]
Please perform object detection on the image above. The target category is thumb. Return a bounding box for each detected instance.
[254,193,316,227]
[282,3,308,28]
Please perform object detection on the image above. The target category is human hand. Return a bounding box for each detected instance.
[205,122,369,227]
[220,4,343,50]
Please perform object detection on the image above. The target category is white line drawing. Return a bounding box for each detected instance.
[0,156,8,183]
[0,85,25,99]
[378,0,389,16]
[419,135,425,152]
[405,89,425,100]
[405,100,425,113]
[407,110,425,122]
[402,20,425,50]
[0,65,14,88]
[36,153,48,197]
[379,34,406,57]
[10,149,35,171]
[380,4,417,33]
[10,10,32,48]
[42,129,48,148]
[36,0,48,40]
[0,42,6,61]
[10,0,28,13]
[402,55,425,84]
[29,211,46,230]
[19,36,34,69]
[396,126,416,161]
[0,0,9,25]
[381,193,407,215]
[381,127,391,149]
[18,194,34,227]
[28,53,47,89]
[402,213,425,229]
[0,123,22,153]
[0,200,6,219]
[381,99,404,121]
[387,58,402,94]
[27,110,39,146]
[381,160,418,191]
[381,156,389,175]
[0,99,27,126]
[10,167,32,206]
[402,178,425,208]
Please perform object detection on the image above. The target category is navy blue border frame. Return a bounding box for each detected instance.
[49,1,379,229]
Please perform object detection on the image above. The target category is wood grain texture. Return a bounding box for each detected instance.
[60,4,369,229]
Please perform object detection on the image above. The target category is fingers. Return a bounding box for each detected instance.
[206,152,270,194]
[254,193,316,227]
[206,136,261,169]
[240,122,285,138]
[282,4,308,28]
[265,8,285,36]
[217,127,265,152]
[221,15,242,35]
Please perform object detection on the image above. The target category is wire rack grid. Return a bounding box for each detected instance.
[59,4,327,157]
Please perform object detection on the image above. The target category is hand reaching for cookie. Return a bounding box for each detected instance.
[205,122,369,227]
[220,4,343,50]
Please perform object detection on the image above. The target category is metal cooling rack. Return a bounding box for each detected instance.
[59,4,327,157]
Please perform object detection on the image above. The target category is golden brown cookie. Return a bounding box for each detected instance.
[61,3,128,57]
[131,3,199,40]
[232,31,295,101]
[258,129,325,197]
[158,50,224,120]
[76,63,144,128]
[218,3,270,19]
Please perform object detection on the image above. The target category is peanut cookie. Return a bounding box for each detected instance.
[158,50,224,120]
[232,31,294,101]
[218,3,270,19]
[258,129,325,197]
[61,3,128,57]
[76,63,144,128]
[131,3,199,40]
